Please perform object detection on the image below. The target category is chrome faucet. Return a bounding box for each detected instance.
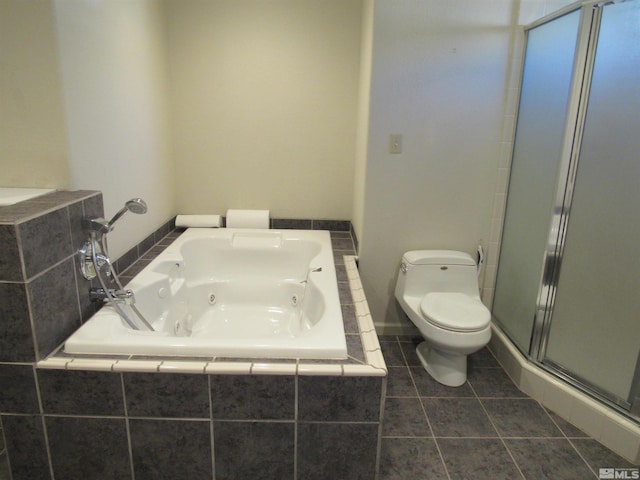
[81,198,148,243]
[90,288,136,305]
[78,198,153,331]
[79,198,148,280]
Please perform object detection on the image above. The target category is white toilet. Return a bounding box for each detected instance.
[394,250,491,387]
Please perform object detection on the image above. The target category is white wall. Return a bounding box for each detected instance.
[352,0,375,241]
[4,0,569,325]
[0,0,70,188]
[165,0,363,220]
[54,0,175,258]
[359,0,515,332]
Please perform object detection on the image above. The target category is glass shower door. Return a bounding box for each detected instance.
[492,10,581,353]
[543,0,640,408]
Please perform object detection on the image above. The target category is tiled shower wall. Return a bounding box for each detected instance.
[0,192,383,479]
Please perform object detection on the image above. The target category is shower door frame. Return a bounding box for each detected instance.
[508,0,640,419]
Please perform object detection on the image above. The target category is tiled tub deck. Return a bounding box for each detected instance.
[32,228,387,480]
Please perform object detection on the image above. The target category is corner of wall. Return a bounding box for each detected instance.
[351,0,375,247]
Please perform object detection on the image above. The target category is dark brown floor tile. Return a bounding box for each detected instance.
[482,398,564,437]
[422,398,498,437]
[382,397,431,437]
[438,438,523,480]
[467,366,527,398]
[386,366,418,397]
[505,438,595,480]
[380,437,447,480]
[411,366,475,398]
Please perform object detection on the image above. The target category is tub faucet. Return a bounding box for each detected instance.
[90,287,136,305]
[80,198,148,279]
[78,198,153,331]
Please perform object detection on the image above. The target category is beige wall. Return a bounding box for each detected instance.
[352,0,375,241]
[359,0,576,333]
[359,0,515,333]
[165,0,363,219]
[0,0,71,188]
[1,0,565,332]
[54,0,175,258]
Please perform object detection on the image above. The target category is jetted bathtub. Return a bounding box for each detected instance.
[64,228,347,359]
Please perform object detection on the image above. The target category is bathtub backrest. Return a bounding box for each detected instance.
[179,236,322,282]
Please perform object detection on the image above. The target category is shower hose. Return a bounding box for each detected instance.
[90,235,154,331]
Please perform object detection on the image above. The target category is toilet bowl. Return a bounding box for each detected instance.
[394,250,491,387]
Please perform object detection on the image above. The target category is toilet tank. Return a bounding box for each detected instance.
[396,250,481,299]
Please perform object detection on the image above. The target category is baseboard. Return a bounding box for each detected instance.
[374,322,421,337]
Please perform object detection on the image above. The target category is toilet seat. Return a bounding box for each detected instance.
[420,293,490,332]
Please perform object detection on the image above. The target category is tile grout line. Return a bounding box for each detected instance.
[565,436,600,478]
[120,373,136,480]
[399,335,453,480]
[386,338,629,477]
[31,365,56,480]
[468,377,527,479]
[293,374,298,480]
[539,405,599,477]
[208,374,215,480]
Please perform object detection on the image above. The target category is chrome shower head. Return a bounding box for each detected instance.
[124,198,148,215]
[107,198,148,228]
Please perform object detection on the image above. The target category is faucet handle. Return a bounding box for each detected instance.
[89,287,135,305]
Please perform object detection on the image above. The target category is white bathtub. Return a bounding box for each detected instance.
[64,228,347,359]
[0,187,55,206]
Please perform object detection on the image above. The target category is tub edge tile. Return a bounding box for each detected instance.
[112,360,161,372]
[251,363,298,375]
[205,362,252,375]
[297,364,343,376]
[365,349,387,371]
[36,357,70,369]
[343,364,387,377]
[66,359,115,371]
[159,361,207,374]
[361,330,381,352]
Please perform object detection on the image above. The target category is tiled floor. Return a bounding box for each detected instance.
[378,335,638,480]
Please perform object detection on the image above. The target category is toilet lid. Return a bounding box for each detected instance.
[420,293,490,332]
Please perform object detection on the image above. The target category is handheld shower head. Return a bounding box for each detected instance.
[79,197,149,281]
[124,198,148,215]
[107,198,148,228]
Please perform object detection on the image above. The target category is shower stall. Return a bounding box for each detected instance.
[493,0,640,421]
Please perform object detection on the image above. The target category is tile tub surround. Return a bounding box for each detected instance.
[0,190,177,362]
[2,203,387,479]
[0,190,104,362]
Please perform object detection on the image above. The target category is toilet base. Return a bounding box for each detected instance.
[416,341,467,387]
